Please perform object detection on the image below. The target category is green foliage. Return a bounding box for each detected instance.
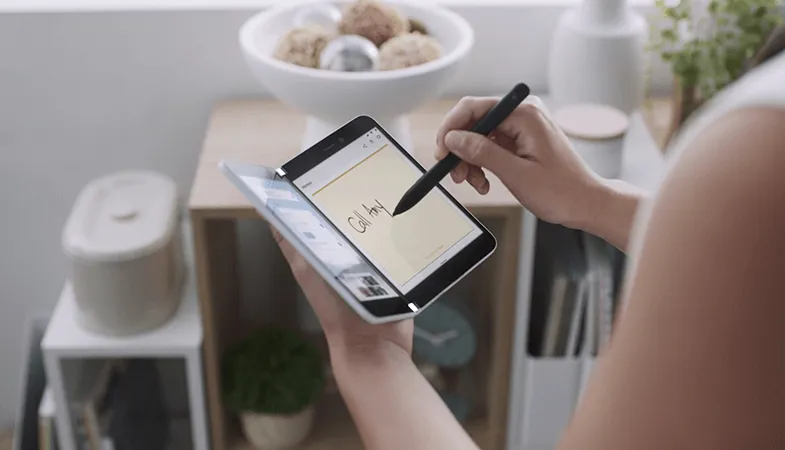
[648,0,782,105]
[222,328,325,415]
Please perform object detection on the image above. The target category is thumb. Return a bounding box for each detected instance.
[444,130,520,176]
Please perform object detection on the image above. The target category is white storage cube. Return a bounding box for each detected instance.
[42,222,208,450]
[521,357,582,449]
[62,170,185,336]
[578,357,597,404]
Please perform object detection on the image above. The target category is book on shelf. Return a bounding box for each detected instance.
[82,361,126,450]
[581,232,617,355]
[529,222,586,358]
[38,386,57,450]
[67,360,126,450]
[530,222,627,359]
[542,227,586,358]
[58,359,174,450]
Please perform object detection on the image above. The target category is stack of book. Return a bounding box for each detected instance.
[529,222,625,360]
[65,359,172,450]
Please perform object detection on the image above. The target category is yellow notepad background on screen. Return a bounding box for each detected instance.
[311,144,474,287]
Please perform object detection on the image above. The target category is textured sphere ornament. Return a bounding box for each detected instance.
[379,32,443,70]
[274,25,334,68]
[338,0,410,47]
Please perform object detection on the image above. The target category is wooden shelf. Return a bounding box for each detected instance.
[229,394,489,450]
[188,99,526,450]
[189,100,521,220]
[0,430,12,450]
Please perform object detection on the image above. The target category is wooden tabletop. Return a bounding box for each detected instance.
[0,430,12,450]
[188,99,521,219]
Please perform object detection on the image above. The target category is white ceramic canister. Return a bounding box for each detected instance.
[553,103,630,179]
[62,170,185,336]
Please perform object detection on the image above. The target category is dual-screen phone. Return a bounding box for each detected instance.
[220,115,496,324]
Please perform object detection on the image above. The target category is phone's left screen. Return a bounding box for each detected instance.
[237,171,398,302]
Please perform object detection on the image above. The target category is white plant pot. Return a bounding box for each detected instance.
[240,405,316,449]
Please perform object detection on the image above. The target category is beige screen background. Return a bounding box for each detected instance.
[311,144,474,286]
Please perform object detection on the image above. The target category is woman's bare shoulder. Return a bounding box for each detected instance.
[558,106,785,450]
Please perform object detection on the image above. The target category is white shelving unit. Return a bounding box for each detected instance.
[42,228,208,450]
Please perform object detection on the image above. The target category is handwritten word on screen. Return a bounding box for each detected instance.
[311,144,473,286]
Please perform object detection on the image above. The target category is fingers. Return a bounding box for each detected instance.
[436,97,501,158]
[437,97,538,148]
[452,161,469,183]
[270,226,311,279]
[449,162,488,194]
[465,165,490,194]
[444,130,522,178]
[271,226,296,265]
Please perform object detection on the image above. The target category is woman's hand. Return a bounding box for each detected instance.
[271,227,413,355]
[435,96,604,229]
[272,227,476,450]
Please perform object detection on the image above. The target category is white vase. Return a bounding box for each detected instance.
[547,0,648,114]
[240,405,315,449]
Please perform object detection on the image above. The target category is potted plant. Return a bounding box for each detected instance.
[222,328,325,449]
[647,0,782,147]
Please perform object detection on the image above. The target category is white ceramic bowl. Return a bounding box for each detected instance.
[239,0,474,150]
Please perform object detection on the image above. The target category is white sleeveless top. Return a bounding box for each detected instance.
[623,52,785,305]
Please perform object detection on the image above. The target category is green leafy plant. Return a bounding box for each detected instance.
[222,328,325,415]
[648,0,782,122]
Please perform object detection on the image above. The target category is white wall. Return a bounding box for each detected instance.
[0,2,669,428]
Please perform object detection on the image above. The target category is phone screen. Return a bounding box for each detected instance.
[292,127,483,294]
[238,171,397,302]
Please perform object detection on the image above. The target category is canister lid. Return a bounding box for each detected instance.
[63,171,178,262]
[553,103,630,141]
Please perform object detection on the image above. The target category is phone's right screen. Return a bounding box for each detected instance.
[293,128,483,294]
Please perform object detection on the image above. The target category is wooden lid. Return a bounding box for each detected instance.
[553,103,630,140]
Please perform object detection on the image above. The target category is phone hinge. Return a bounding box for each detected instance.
[276,167,287,177]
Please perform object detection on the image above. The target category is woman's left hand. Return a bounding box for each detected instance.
[272,226,414,355]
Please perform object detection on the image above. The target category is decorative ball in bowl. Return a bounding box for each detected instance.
[239,0,474,151]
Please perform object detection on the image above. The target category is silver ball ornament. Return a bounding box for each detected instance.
[319,35,380,72]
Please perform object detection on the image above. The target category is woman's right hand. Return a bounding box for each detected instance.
[435,96,605,229]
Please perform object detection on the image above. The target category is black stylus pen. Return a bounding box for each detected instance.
[392,82,531,216]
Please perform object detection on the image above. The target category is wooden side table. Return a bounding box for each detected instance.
[0,430,12,450]
[188,100,531,450]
